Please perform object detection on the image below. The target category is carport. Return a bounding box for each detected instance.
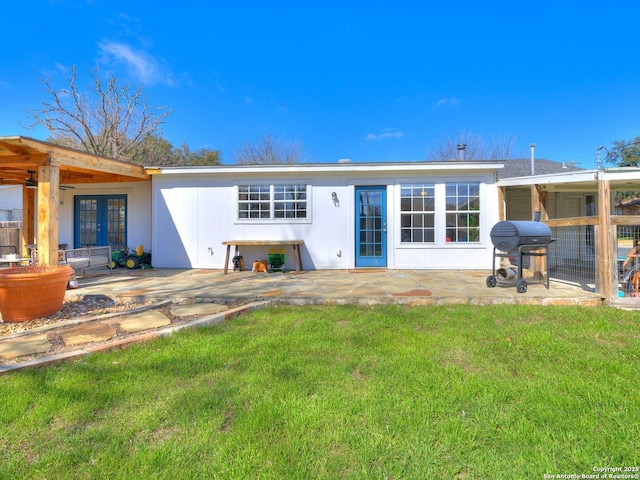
[0,136,149,266]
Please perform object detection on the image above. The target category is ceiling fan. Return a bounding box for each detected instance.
[25,171,37,188]
[24,170,74,190]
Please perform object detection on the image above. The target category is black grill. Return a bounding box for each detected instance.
[490,220,553,252]
[487,220,553,293]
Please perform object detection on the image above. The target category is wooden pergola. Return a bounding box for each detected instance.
[0,136,150,266]
[498,168,640,303]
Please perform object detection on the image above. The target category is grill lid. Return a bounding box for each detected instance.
[490,220,552,252]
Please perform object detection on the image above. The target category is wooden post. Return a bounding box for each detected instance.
[21,185,35,258]
[530,185,547,276]
[36,164,60,266]
[497,186,505,221]
[596,178,614,302]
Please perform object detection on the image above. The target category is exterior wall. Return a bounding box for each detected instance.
[55,181,152,250]
[0,185,22,220]
[151,167,501,271]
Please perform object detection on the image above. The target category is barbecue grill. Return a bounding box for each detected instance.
[486,220,553,293]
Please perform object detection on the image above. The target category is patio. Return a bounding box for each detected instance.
[64,267,604,306]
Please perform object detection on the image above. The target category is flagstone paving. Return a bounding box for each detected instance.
[0,267,608,373]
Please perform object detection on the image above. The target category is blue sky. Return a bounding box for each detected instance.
[2,1,640,168]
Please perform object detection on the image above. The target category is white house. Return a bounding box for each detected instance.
[148,161,504,271]
[0,136,506,272]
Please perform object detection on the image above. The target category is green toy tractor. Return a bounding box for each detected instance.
[110,246,152,269]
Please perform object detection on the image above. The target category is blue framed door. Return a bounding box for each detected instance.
[355,186,387,267]
[74,195,127,250]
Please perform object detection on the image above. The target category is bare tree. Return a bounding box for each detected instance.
[424,131,521,160]
[489,134,519,160]
[30,65,170,164]
[234,134,302,164]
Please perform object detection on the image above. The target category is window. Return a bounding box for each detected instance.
[274,184,307,219]
[446,182,480,242]
[238,185,271,219]
[400,184,435,243]
[238,184,308,220]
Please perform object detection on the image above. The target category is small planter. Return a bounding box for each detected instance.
[0,265,73,322]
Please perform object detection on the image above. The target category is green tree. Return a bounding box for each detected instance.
[605,136,640,167]
[138,136,221,166]
[167,142,221,166]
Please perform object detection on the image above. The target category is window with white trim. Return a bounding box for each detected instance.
[400,184,435,243]
[238,185,271,219]
[274,184,307,218]
[445,182,480,242]
[238,184,308,220]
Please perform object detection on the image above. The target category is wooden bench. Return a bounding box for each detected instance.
[222,240,304,274]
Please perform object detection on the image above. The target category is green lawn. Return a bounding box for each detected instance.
[0,304,638,479]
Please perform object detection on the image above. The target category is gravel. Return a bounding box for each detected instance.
[0,296,153,336]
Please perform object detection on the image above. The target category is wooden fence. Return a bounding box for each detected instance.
[0,221,21,254]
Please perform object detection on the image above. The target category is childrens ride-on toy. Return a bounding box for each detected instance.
[110,246,152,269]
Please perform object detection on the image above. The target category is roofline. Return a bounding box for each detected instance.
[497,167,640,189]
[498,169,599,186]
[146,161,505,176]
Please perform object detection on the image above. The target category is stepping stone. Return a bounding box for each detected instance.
[61,323,117,346]
[0,334,51,360]
[170,303,229,317]
[119,311,171,333]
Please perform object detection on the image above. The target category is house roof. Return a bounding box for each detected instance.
[0,136,150,185]
[498,159,584,179]
[146,160,505,177]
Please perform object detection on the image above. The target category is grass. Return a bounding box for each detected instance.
[0,304,638,479]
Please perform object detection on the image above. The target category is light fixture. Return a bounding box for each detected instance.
[331,191,339,207]
[25,171,37,189]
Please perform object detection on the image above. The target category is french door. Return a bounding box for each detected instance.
[355,186,387,267]
[74,195,127,251]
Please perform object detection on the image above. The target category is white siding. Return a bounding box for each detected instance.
[151,165,501,271]
[0,186,22,220]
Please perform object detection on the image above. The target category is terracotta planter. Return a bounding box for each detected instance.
[0,265,73,322]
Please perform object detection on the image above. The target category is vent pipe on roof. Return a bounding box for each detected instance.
[530,143,535,175]
[457,144,466,161]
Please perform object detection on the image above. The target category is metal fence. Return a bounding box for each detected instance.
[547,224,640,298]
[548,226,596,292]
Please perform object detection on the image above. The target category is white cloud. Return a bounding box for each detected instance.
[245,96,255,105]
[366,130,405,142]
[433,97,460,109]
[98,40,172,86]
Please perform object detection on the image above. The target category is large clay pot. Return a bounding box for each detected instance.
[0,265,73,322]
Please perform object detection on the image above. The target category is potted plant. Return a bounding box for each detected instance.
[0,265,73,322]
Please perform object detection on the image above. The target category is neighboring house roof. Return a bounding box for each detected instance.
[498,159,584,179]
